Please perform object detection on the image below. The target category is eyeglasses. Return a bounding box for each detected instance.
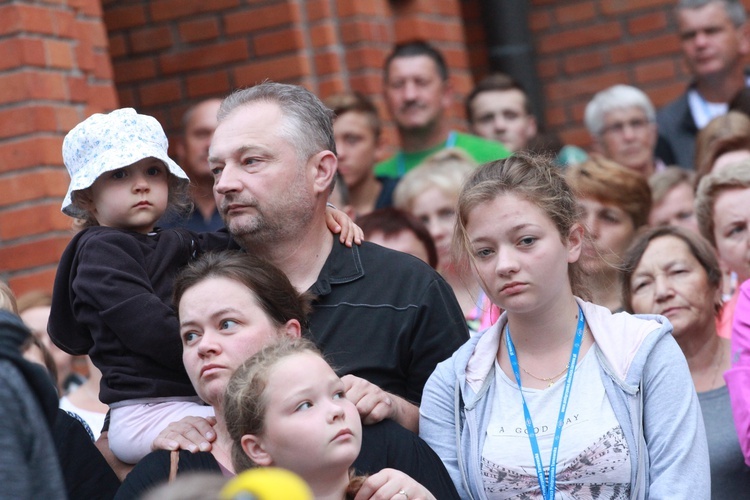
[601,118,652,136]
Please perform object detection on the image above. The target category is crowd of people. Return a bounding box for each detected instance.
[3,0,750,498]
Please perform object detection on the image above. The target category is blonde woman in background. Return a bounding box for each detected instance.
[394,148,500,332]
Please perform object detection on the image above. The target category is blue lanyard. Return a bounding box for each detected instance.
[396,131,457,176]
[504,305,585,500]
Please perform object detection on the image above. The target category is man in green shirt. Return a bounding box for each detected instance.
[375,41,510,178]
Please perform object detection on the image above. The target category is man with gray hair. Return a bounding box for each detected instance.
[208,82,468,432]
[585,84,663,177]
[657,0,750,169]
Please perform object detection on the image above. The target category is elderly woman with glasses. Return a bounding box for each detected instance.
[585,84,663,177]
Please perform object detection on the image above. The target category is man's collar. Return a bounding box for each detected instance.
[308,236,365,296]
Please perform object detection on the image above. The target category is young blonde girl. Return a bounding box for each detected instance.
[224,337,436,500]
[48,108,357,464]
[419,153,709,499]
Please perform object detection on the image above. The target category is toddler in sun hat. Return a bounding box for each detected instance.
[48,107,237,464]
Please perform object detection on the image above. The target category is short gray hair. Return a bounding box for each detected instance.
[218,82,336,160]
[584,84,656,137]
[677,0,746,26]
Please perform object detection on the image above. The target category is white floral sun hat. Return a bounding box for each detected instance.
[61,107,188,218]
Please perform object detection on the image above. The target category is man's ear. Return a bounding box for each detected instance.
[310,150,338,196]
[241,434,273,467]
[175,136,187,165]
[738,22,750,56]
[440,78,454,111]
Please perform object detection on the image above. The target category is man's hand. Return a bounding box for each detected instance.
[151,415,217,453]
[342,375,419,432]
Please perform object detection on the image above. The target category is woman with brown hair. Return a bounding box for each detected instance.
[565,155,652,312]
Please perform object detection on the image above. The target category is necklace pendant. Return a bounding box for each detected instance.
[548,381,554,388]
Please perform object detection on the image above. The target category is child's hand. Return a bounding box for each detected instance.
[354,468,437,500]
[325,204,363,247]
[151,415,217,453]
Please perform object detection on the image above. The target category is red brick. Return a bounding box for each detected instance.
[318,77,346,99]
[315,51,342,75]
[117,88,137,109]
[149,0,239,22]
[139,79,183,106]
[0,237,71,272]
[8,268,60,299]
[178,18,220,43]
[545,105,568,128]
[225,3,300,35]
[0,106,58,139]
[0,170,68,206]
[310,23,337,48]
[340,20,389,44]
[54,107,81,135]
[529,11,553,31]
[52,10,76,38]
[253,28,304,57]
[74,37,95,72]
[344,47,387,71]
[130,26,174,54]
[102,4,147,31]
[77,19,108,50]
[108,34,127,58]
[86,83,119,111]
[93,52,115,80]
[160,40,249,74]
[0,4,56,36]
[336,0,387,17]
[610,34,681,63]
[391,0,460,17]
[545,69,629,101]
[460,0,482,20]
[628,12,668,36]
[186,71,231,98]
[554,3,596,25]
[601,0,674,15]
[649,81,690,107]
[306,0,332,22]
[0,38,44,70]
[67,76,88,103]
[0,203,71,240]
[234,54,310,85]
[563,51,604,74]
[537,22,623,54]
[536,58,561,79]
[394,18,464,43]
[0,71,67,104]
[0,136,64,173]
[45,39,74,69]
[113,58,158,84]
[634,59,677,84]
[349,73,383,95]
[71,0,102,17]
[559,126,590,149]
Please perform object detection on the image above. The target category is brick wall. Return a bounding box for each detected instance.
[463,0,750,147]
[103,0,474,152]
[0,0,117,296]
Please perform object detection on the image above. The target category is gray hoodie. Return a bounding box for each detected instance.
[419,299,710,499]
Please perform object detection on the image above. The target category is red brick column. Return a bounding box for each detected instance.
[0,0,117,295]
